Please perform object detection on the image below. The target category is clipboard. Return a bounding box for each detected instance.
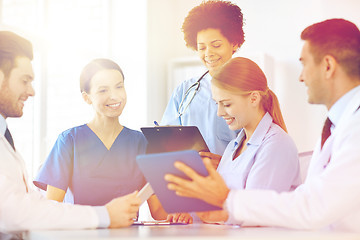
[136,150,222,213]
[141,126,209,154]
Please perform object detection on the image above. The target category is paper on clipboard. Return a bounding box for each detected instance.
[137,182,154,204]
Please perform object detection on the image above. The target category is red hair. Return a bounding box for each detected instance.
[212,57,287,132]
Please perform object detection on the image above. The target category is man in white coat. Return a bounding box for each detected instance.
[0,31,141,232]
[165,18,360,231]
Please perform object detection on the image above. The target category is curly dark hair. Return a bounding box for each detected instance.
[182,0,245,51]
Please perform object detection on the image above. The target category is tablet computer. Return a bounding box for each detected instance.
[141,126,209,154]
[136,150,222,213]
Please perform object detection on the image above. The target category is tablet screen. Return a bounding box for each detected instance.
[136,150,222,213]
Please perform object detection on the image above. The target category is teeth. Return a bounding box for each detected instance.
[108,103,120,107]
[224,118,234,124]
[207,59,219,64]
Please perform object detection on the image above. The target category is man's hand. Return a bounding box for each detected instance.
[197,210,229,224]
[105,191,141,228]
[165,157,230,207]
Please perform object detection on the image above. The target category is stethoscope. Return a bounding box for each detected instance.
[177,70,209,118]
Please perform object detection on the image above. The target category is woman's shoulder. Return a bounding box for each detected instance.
[264,123,296,146]
[174,73,208,91]
[258,123,298,160]
[121,126,147,141]
[58,124,88,140]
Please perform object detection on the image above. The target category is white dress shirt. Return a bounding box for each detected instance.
[0,115,109,231]
[225,85,360,231]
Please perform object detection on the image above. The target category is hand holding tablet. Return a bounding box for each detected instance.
[136,150,222,213]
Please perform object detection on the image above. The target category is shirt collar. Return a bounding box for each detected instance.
[0,114,7,137]
[232,112,273,150]
[328,85,360,127]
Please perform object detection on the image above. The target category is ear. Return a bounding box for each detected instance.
[232,43,240,54]
[82,91,92,105]
[0,71,4,87]
[323,55,337,79]
[249,91,261,106]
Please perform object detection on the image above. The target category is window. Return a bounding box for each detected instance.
[1,0,147,179]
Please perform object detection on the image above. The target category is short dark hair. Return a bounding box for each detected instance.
[182,0,245,51]
[301,18,360,78]
[0,31,33,78]
[80,58,125,93]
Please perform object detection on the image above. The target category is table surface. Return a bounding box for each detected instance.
[25,223,360,240]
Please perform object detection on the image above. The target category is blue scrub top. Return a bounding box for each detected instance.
[218,112,301,192]
[160,72,237,155]
[34,125,147,206]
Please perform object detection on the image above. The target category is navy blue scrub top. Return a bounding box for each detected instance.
[34,125,147,206]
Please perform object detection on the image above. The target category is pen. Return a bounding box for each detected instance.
[154,121,159,126]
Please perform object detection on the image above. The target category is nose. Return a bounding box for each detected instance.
[299,70,304,83]
[109,88,120,100]
[28,83,35,97]
[205,47,214,58]
[299,75,304,83]
[217,103,225,117]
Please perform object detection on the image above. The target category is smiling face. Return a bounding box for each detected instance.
[197,28,237,76]
[0,56,35,119]
[211,84,256,131]
[83,69,126,119]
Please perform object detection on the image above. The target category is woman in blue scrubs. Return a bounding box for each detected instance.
[161,0,244,157]
[34,59,167,219]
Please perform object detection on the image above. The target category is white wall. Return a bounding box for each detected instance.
[1,0,148,178]
[146,0,360,152]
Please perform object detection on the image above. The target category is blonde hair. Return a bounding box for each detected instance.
[212,57,287,132]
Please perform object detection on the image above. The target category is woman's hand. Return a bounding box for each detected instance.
[199,152,222,169]
[165,157,230,208]
[167,213,193,224]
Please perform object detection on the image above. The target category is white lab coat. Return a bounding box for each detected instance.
[225,89,360,231]
[0,136,99,231]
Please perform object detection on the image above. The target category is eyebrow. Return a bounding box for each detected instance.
[216,98,231,103]
[97,81,124,88]
[23,74,34,81]
[197,40,222,45]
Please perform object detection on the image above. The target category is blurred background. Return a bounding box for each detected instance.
[1,0,359,180]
